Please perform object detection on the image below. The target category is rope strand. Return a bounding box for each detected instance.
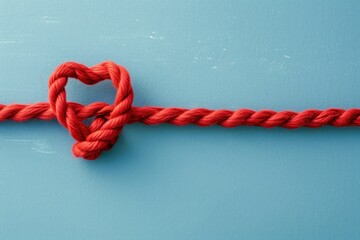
[0,61,358,159]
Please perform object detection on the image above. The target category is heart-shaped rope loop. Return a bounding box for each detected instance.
[1,60,359,160]
[48,61,134,160]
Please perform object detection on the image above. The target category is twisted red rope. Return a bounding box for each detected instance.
[1,61,359,160]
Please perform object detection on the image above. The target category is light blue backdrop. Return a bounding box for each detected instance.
[0,0,359,239]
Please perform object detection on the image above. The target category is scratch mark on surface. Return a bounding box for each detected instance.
[0,40,24,44]
[148,35,164,40]
[148,31,164,40]
[0,40,16,44]
[41,20,60,23]
[36,16,61,23]
[3,139,56,154]
[193,57,199,63]
[32,141,56,154]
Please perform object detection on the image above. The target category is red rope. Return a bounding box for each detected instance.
[1,61,359,160]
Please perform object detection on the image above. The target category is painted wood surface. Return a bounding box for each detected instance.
[0,1,359,239]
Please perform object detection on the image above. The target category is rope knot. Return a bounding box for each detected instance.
[48,61,134,160]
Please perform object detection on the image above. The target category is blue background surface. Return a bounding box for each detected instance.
[0,0,360,239]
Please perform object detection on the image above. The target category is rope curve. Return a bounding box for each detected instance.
[0,61,359,160]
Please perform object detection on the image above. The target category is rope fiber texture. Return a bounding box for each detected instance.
[1,61,359,160]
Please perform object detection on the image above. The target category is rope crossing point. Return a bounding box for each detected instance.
[0,61,359,160]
